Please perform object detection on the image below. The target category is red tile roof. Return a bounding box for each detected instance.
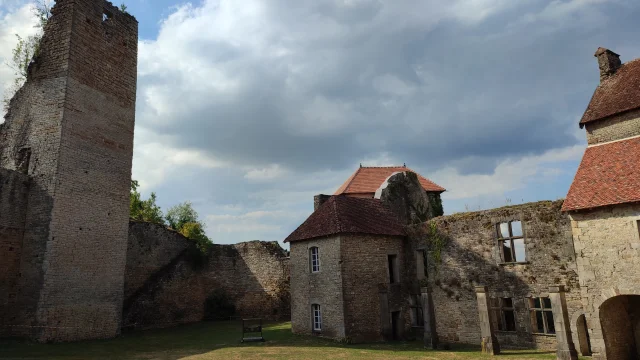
[284,196,405,243]
[334,166,445,195]
[562,136,640,212]
[580,58,640,125]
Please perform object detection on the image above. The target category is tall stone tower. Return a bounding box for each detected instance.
[0,0,137,341]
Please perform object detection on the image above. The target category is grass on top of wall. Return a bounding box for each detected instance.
[0,321,581,360]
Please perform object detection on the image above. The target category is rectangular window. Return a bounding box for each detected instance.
[312,304,322,331]
[491,297,517,332]
[309,247,320,273]
[530,297,555,334]
[388,254,398,284]
[416,250,428,280]
[497,221,526,263]
[410,294,424,327]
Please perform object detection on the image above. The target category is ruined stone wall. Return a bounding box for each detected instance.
[290,236,345,339]
[340,234,408,342]
[0,169,30,336]
[585,108,640,145]
[409,200,581,350]
[0,0,137,342]
[568,203,640,359]
[123,222,290,330]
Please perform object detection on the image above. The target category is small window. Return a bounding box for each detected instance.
[16,148,31,175]
[530,297,555,334]
[497,221,526,263]
[103,10,112,22]
[491,297,516,332]
[410,294,424,327]
[416,250,428,280]
[309,247,320,273]
[388,254,399,284]
[312,304,322,331]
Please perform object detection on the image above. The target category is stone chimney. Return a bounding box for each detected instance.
[313,194,331,211]
[595,47,621,82]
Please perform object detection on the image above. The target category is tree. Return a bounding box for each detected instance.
[166,201,212,252]
[130,180,165,224]
[3,0,53,111]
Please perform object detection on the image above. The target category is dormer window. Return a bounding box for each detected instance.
[309,247,320,273]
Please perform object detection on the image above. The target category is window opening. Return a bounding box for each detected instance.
[309,247,320,273]
[16,148,31,175]
[410,294,424,327]
[530,297,555,334]
[416,250,428,280]
[491,297,517,332]
[103,10,112,22]
[388,254,398,283]
[312,304,322,331]
[497,221,526,263]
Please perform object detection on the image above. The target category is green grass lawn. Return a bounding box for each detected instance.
[0,321,570,360]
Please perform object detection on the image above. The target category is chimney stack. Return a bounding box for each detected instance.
[313,194,331,211]
[595,47,621,82]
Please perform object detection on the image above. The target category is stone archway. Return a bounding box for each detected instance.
[575,314,591,356]
[599,295,640,360]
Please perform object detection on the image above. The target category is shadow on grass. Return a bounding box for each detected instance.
[0,321,559,360]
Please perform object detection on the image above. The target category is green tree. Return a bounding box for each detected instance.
[3,0,53,111]
[166,201,212,251]
[130,180,165,224]
[120,3,128,14]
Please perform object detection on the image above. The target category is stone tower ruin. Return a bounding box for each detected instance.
[0,0,137,341]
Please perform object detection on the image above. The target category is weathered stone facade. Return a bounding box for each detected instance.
[568,204,640,359]
[0,0,137,342]
[409,201,582,351]
[585,108,640,145]
[123,221,290,330]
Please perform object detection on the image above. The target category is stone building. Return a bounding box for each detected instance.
[0,0,138,342]
[287,170,585,356]
[562,48,640,360]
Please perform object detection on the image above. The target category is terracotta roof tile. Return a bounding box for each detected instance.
[562,136,640,211]
[334,166,445,195]
[284,196,405,243]
[580,58,640,125]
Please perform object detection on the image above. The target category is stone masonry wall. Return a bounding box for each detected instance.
[409,200,581,350]
[0,169,30,336]
[569,203,640,360]
[585,108,640,145]
[123,222,290,330]
[340,234,408,342]
[290,236,346,339]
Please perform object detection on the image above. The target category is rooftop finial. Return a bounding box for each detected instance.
[403,163,406,168]
[360,163,362,168]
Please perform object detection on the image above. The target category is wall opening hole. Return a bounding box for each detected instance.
[103,10,112,22]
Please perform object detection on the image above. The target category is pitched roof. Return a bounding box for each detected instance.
[284,196,405,243]
[580,58,640,125]
[562,136,640,212]
[334,166,445,195]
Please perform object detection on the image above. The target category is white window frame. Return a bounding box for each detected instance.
[310,247,320,273]
[312,304,322,331]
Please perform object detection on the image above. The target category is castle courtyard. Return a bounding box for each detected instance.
[0,321,573,360]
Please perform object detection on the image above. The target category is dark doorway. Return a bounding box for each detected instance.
[576,314,592,356]
[599,295,640,360]
[391,311,401,340]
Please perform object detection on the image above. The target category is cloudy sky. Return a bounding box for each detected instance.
[1,0,639,247]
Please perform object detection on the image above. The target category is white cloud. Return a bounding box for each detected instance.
[244,164,289,182]
[432,145,585,200]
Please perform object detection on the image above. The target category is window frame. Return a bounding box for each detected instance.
[410,294,424,328]
[490,297,517,332]
[309,246,320,273]
[496,221,526,264]
[312,304,322,332]
[529,297,555,335]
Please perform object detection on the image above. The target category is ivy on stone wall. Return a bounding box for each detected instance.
[426,221,447,272]
[428,192,444,217]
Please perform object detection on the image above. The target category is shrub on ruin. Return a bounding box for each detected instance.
[130,180,165,225]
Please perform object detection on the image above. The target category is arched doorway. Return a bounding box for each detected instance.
[599,295,640,360]
[576,314,591,356]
